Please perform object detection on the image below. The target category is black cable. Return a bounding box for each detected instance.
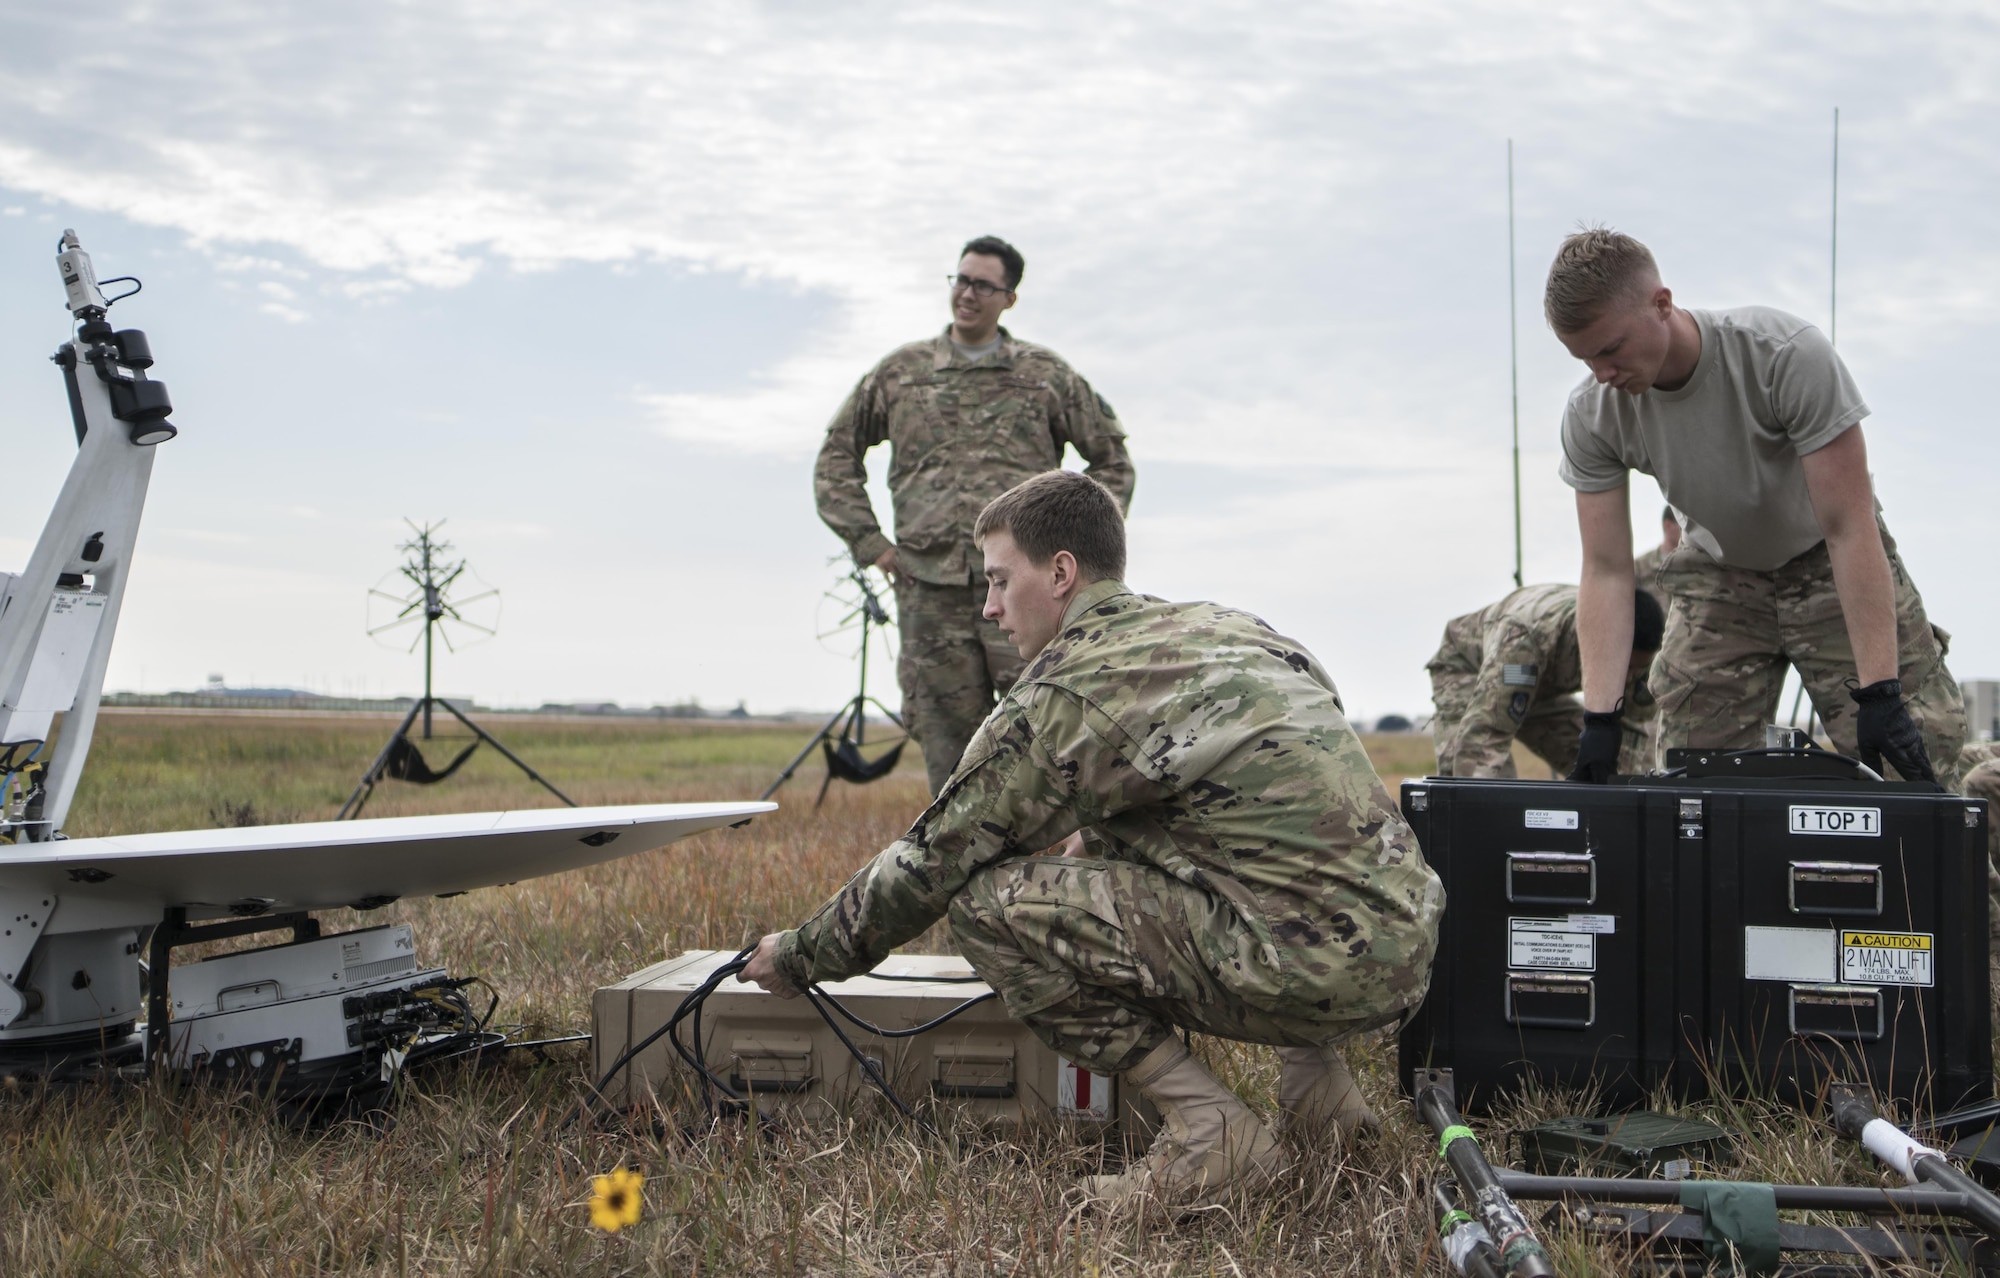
[586,951,991,1140]
[96,276,142,306]
[810,985,996,1038]
[470,976,500,1031]
[587,946,754,1116]
[501,1032,591,1051]
[802,987,940,1138]
[674,953,757,1115]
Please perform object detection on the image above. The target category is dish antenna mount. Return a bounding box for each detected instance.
[761,561,908,806]
[339,520,574,819]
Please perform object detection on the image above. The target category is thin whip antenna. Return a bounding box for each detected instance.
[1508,139,1523,589]
[1830,107,1840,346]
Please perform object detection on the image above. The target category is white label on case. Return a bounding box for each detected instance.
[1841,931,1934,987]
[1508,918,1595,970]
[1744,925,1837,982]
[1789,805,1882,837]
[1525,809,1579,830]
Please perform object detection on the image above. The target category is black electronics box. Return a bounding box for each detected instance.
[1515,1111,1737,1179]
[1398,756,1991,1115]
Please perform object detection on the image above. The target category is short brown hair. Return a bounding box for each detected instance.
[962,235,1024,289]
[1543,227,1660,333]
[974,470,1125,581]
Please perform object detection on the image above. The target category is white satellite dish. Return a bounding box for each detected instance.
[0,235,778,1100]
[2,802,772,930]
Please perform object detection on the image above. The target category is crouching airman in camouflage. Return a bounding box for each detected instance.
[1427,584,1664,778]
[743,470,1444,1207]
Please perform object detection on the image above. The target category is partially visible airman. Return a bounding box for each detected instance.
[1959,741,2000,941]
[1428,583,1664,778]
[1634,503,1680,614]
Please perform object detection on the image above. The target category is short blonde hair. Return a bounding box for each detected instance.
[1544,227,1659,333]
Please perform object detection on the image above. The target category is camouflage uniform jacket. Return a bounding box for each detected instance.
[1428,583,1656,775]
[777,580,1445,1023]
[813,327,1135,586]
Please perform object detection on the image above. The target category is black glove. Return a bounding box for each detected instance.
[1569,704,1624,784]
[1850,678,1936,783]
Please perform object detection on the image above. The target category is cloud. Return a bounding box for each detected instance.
[3,2,1999,717]
[4,4,1995,475]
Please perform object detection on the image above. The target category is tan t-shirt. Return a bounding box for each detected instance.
[1557,306,1868,571]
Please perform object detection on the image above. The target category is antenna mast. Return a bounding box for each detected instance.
[1508,139,1523,589]
[340,520,573,819]
[1830,107,1840,346]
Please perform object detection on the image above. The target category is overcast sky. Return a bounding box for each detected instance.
[0,2,1995,723]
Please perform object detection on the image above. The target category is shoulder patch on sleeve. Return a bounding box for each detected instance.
[1501,663,1539,687]
[1508,690,1531,722]
[1095,391,1117,420]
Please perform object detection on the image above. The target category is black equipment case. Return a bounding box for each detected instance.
[1398,753,1992,1115]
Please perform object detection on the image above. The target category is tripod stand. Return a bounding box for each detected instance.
[338,523,575,820]
[762,567,907,806]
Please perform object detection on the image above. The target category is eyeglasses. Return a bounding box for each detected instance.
[947,274,1012,300]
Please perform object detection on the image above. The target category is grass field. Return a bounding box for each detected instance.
[0,712,1964,1275]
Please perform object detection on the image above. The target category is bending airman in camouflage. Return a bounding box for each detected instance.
[745,471,1443,1207]
[813,236,1134,794]
[1957,741,2000,941]
[1427,584,1663,778]
[1544,228,1961,787]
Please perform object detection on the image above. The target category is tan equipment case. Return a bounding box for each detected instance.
[593,949,1156,1135]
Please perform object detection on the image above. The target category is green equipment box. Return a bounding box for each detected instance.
[1515,1112,1737,1179]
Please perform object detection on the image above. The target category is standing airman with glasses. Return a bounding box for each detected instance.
[814,236,1135,794]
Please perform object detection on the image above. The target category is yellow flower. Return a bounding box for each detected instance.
[589,1167,644,1233]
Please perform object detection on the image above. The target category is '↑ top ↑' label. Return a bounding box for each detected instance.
[1789,805,1882,837]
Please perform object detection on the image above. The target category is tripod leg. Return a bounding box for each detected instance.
[435,699,577,807]
[815,695,874,809]
[761,703,851,802]
[863,697,907,731]
[338,698,427,820]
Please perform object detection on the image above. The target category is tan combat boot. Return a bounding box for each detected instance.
[1084,1038,1284,1207]
[1273,1043,1380,1140]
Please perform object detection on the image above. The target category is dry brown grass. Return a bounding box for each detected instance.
[0,715,1972,1275]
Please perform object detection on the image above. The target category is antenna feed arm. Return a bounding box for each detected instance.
[83,329,177,447]
[54,232,175,446]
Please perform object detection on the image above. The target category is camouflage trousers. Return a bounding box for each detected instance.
[947,855,1398,1076]
[895,578,1025,795]
[1957,742,2000,942]
[1650,525,1964,787]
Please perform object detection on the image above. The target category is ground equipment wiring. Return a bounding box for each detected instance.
[586,946,999,1139]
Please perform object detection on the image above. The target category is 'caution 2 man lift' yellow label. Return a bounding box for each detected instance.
[1841,931,1935,987]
